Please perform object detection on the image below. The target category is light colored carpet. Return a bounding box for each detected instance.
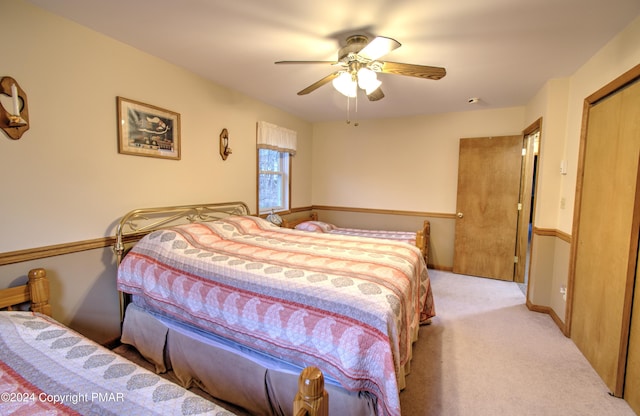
[400,269,635,416]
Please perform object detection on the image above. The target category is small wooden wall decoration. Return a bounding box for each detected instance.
[0,76,29,140]
[220,128,232,160]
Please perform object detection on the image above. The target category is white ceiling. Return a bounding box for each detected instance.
[27,0,640,122]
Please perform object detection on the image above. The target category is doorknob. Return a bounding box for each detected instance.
[457,212,464,218]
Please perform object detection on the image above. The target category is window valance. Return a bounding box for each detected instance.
[257,121,297,155]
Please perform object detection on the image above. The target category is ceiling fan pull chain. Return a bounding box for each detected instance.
[345,94,360,126]
[354,92,359,127]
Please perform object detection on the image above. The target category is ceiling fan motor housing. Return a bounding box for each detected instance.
[338,35,370,61]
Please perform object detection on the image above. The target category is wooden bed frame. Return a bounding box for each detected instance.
[1,267,327,416]
[0,267,51,316]
[282,212,431,262]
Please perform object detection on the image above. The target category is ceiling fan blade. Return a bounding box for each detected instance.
[358,36,401,61]
[380,61,446,80]
[367,87,385,101]
[275,60,339,65]
[297,72,341,95]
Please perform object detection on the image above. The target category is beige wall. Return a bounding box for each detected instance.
[528,234,571,321]
[312,107,525,213]
[560,14,640,233]
[0,0,312,343]
[0,0,312,253]
[523,78,571,321]
[524,78,569,229]
[524,15,640,323]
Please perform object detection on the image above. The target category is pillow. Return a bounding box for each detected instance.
[200,219,243,238]
[295,221,336,233]
[219,215,279,233]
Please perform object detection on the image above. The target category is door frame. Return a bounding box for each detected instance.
[566,63,640,397]
[567,63,640,335]
[514,118,542,288]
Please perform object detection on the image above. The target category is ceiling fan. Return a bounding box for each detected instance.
[275,35,446,101]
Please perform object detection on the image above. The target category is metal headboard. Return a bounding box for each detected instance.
[114,201,250,322]
[114,201,250,264]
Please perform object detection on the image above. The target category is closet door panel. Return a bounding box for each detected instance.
[571,79,640,396]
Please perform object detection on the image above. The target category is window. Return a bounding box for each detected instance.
[256,121,297,215]
[258,148,290,213]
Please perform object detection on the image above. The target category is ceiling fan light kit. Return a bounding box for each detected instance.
[332,72,357,97]
[330,64,383,99]
[356,67,381,94]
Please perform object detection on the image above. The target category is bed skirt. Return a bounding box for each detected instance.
[121,303,377,416]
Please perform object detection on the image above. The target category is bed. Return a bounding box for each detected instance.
[281,213,430,262]
[1,267,327,416]
[115,202,435,416]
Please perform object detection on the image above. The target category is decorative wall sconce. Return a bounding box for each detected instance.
[1,76,29,140]
[219,128,232,160]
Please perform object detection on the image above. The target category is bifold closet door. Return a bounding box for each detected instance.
[570,78,640,397]
[626,252,640,413]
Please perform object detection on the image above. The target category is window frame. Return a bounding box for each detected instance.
[257,148,291,215]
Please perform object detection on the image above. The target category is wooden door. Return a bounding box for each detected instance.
[453,135,523,281]
[570,77,640,397]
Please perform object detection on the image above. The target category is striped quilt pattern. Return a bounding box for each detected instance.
[118,216,435,416]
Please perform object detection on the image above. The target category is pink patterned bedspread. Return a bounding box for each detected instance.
[117,216,435,416]
[295,221,417,245]
[0,312,235,416]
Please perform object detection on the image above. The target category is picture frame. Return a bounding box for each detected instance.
[117,96,181,160]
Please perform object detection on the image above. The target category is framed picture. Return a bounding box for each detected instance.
[117,97,181,160]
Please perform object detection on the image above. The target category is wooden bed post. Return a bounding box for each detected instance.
[422,219,430,262]
[28,268,51,317]
[414,220,430,262]
[293,366,328,416]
